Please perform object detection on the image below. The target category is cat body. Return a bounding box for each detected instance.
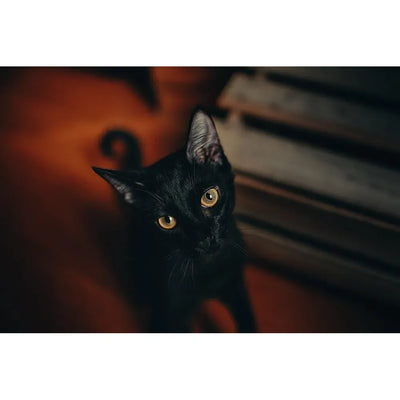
[93,110,256,332]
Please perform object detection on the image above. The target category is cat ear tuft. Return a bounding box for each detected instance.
[92,167,139,204]
[186,109,224,165]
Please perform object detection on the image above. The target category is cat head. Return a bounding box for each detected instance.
[93,109,235,260]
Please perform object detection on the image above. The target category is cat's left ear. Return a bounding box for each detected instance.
[186,109,224,165]
[92,167,143,204]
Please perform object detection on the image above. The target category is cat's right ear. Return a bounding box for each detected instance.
[186,109,224,165]
[92,167,142,204]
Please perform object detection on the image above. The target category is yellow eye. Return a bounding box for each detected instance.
[201,187,219,208]
[157,215,177,230]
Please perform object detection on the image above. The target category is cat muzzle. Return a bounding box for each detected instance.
[195,238,221,255]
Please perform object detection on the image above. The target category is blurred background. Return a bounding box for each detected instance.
[1,67,400,332]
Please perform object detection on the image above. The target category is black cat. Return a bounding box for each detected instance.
[93,109,256,332]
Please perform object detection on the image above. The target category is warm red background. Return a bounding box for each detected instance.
[0,67,398,332]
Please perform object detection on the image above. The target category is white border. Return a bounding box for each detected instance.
[1,1,400,65]
[1,2,400,398]
[0,334,399,399]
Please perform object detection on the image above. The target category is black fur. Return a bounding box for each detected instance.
[93,109,256,332]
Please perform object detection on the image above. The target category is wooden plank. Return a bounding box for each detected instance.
[215,117,400,219]
[235,175,400,269]
[235,174,400,232]
[218,73,400,153]
[238,221,400,308]
[259,67,400,103]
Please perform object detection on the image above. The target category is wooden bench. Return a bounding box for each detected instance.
[214,67,400,308]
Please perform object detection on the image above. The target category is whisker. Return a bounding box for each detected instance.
[181,259,190,283]
[168,259,179,288]
[134,188,163,203]
[232,241,248,257]
[167,250,182,285]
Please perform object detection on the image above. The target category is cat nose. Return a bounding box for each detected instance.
[197,237,220,253]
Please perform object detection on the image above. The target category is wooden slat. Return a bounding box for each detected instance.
[259,67,400,103]
[215,117,400,219]
[235,174,400,269]
[235,174,400,232]
[218,73,400,153]
[238,221,400,308]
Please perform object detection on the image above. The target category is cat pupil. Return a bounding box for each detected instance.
[206,192,213,200]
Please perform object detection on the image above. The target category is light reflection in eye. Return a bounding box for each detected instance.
[157,215,177,230]
[201,187,219,208]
